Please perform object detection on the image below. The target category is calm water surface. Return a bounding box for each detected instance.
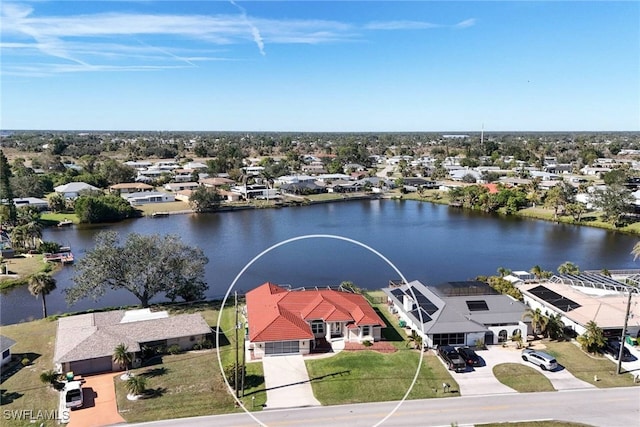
[1,200,637,325]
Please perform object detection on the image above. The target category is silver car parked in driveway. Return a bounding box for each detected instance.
[521,348,558,371]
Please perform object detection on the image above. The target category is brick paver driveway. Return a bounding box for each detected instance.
[68,373,126,427]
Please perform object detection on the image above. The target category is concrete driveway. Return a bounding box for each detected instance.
[446,345,594,395]
[67,373,126,427]
[262,355,321,409]
[448,347,517,396]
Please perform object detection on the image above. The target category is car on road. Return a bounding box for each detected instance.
[603,339,633,361]
[64,380,83,409]
[457,346,482,366]
[437,345,467,372]
[521,348,558,371]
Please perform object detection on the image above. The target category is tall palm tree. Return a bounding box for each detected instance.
[497,267,511,278]
[113,343,133,375]
[522,307,549,337]
[632,242,640,261]
[24,220,43,250]
[530,265,543,279]
[28,273,56,318]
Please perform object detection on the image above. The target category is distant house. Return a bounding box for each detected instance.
[199,177,235,188]
[164,182,200,193]
[53,309,211,375]
[122,191,176,205]
[13,197,49,210]
[109,182,154,194]
[246,282,386,358]
[384,280,527,347]
[54,182,100,199]
[172,169,196,183]
[1,335,16,366]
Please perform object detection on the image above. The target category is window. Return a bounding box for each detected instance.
[512,329,521,337]
[311,320,324,334]
[361,325,370,336]
[432,333,465,346]
[2,349,9,359]
[498,330,508,342]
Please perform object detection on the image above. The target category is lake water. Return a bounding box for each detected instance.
[1,199,637,325]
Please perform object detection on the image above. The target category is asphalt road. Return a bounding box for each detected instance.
[128,387,639,427]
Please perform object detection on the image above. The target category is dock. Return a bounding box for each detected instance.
[44,252,74,264]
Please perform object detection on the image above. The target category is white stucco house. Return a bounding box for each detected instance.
[384,280,528,347]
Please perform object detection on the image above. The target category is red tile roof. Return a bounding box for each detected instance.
[246,283,385,343]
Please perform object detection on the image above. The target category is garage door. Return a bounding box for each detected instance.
[265,341,299,355]
[70,357,113,375]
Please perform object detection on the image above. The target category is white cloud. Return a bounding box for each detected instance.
[0,2,475,75]
[454,18,476,29]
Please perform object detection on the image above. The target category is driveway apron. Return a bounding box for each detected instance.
[262,355,321,409]
[448,347,517,396]
[67,373,126,427]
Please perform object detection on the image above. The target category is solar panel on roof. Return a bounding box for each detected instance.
[411,288,439,315]
[466,300,489,311]
[390,288,405,298]
[409,308,432,323]
[528,285,581,312]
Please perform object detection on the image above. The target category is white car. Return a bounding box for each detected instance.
[64,381,83,409]
[521,348,558,371]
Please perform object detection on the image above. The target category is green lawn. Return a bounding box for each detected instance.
[305,350,459,405]
[542,341,639,388]
[493,363,555,392]
[0,254,56,291]
[40,212,79,224]
[0,304,266,426]
[0,318,60,427]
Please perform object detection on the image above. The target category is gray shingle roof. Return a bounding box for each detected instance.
[54,311,211,364]
[384,280,526,335]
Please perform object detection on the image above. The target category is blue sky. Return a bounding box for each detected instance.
[1,1,638,131]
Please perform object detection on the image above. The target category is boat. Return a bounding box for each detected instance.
[57,219,73,227]
[151,212,169,218]
[44,252,74,264]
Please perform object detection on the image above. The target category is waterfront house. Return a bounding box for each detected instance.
[384,280,527,347]
[164,182,200,192]
[53,309,211,375]
[108,182,154,194]
[1,335,16,366]
[246,283,385,358]
[518,275,640,339]
[12,197,49,210]
[54,182,100,199]
[121,191,175,205]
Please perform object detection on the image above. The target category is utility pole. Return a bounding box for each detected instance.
[617,290,632,375]
[234,291,239,397]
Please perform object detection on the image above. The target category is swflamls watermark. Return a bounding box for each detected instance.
[2,409,70,422]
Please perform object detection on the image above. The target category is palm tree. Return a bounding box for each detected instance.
[632,242,640,261]
[113,343,133,377]
[530,265,543,279]
[577,320,606,353]
[125,375,147,398]
[558,261,580,275]
[28,273,56,318]
[24,220,43,250]
[545,314,565,340]
[522,307,549,337]
[497,267,511,278]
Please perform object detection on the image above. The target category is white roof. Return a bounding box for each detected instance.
[54,182,100,193]
[120,308,169,323]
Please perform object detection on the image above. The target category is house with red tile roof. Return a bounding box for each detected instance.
[246,282,385,358]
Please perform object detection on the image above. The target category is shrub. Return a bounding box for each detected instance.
[167,344,181,355]
[21,357,30,366]
[363,340,373,347]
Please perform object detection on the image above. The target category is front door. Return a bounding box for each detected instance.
[331,322,342,337]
